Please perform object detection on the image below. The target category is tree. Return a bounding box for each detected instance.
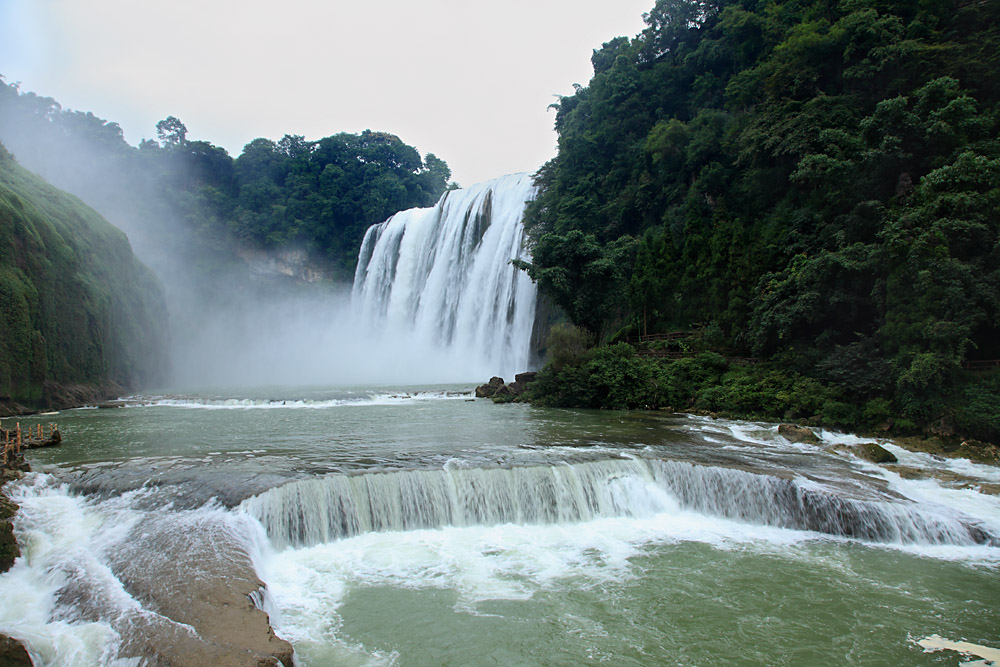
[156,116,187,146]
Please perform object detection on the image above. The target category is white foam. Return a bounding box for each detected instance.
[819,429,879,446]
[881,444,1000,484]
[0,476,144,665]
[254,508,817,653]
[121,391,471,411]
[917,634,1000,666]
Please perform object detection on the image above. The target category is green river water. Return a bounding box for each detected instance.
[1,385,997,666]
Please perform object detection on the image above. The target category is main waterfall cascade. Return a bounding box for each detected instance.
[352,173,539,380]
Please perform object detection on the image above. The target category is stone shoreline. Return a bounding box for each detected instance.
[0,381,127,418]
[0,455,295,666]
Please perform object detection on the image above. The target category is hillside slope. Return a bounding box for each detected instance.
[0,143,167,411]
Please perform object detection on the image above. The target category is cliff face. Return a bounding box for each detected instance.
[0,143,168,409]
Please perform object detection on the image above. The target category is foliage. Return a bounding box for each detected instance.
[545,322,592,371]
[522,0,1000,438]
[954,373,1000,444]
[0,142,167,403]
[0,81,453,279]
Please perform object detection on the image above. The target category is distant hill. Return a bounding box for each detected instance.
[0,143,168,412]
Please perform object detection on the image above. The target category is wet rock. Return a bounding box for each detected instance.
[857,442,897,463]
[108,515,294,666]
[491,384,514,403]
[0,635,32,666]
[0,495,19,574]
[778,424,820,445]
[514,372,537,385]
[504,372,539,399]
[956,440,1000,466]
[1,475,24,574]
[475,377,505,398]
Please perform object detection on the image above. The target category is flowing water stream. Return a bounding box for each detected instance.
[1,389,998,665]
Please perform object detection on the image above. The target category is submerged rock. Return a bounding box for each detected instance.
[777,424,820,444]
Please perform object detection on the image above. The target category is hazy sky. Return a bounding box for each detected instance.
[0,0,653,186]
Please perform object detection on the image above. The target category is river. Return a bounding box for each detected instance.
[1,384,998,665]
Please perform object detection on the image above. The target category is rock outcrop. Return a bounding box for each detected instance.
[956,440,1000,465]
[777,424,820,444]
[0,492,19,573]
[0,635,32,666]
[475,377,506,398]
[854,442,898,464]
[477,373,539,403]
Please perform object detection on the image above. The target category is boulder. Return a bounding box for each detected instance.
[0,635,32,666]
[778,424,820,445]
[493,384,513,398]
[0,494,19,574]
[856,442,898,464]
[514,372,538,385]
[956,440,1000,465]
[475,377,505,398]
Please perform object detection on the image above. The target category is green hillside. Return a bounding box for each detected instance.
[521,0,1000,444]
[0,143,167,409]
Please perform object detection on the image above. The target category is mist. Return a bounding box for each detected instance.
[0,86,540,389]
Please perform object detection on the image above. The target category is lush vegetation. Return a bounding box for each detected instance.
[0,82,453,279]
[521,0,1000,443]
[0,143,167,406]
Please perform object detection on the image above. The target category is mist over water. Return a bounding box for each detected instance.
[0,102,540,388]
[174,172,538,387]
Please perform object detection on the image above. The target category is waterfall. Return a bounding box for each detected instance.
[352,173,538,380]
[240,458,995,550]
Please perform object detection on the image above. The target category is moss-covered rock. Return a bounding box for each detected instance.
[0,143,168,407]
[856,443,898,464]
[955,440,1000,465]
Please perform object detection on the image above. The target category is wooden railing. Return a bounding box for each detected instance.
[1,422,60,467]
[963,360,1000,371]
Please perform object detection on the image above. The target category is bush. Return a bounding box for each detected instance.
[955,374,1000,443]
[862,398,893,426]
[821,400,858,427]
[546,322,591,371]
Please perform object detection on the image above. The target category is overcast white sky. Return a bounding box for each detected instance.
[0,0,653,186]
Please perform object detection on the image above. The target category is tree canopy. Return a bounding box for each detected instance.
[0,79,453,279]
[521,0,1000,436]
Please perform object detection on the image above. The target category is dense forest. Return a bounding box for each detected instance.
[0,142,167,409]
[0,81,453,280]
[520,0,1000,445]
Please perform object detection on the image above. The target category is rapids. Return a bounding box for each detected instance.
[1,394,998,665]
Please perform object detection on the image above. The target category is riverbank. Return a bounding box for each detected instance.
[493,347,1000,467]
[1,457,30,664]
[0,382,128,418]
[0,440,295,666]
